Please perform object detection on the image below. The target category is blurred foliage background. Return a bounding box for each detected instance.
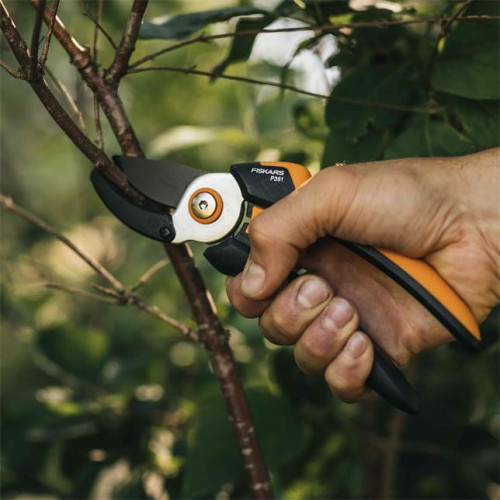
[1,0,499,499]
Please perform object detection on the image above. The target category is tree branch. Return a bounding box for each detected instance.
[427,0,474,77]
[0,0,138,199]
[127,65,435,114]
[164,243,272,498]
[129,14,500,70]
[30,0,144,157]
[28,0,45,80]
[39,0,59,69]
[46,282,199,341]
[105,0,148,86]
[0,193,198,340]
[92,0,104,148]
[0,59,20,78]
[45,282,119,304]
[0,194,123,291]
[23,2,272,496]
[81,13,117,50]
[45,66,88,134]
[132,258,169,291]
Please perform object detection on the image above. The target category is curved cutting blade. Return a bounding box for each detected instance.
[114,156,205,209]
[91,170,176,243]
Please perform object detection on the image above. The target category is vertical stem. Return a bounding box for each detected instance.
[28,0,45,80]
[26,1,273,496]
[166,245,272,498]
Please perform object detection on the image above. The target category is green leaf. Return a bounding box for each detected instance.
[147,125,251,157]
[139,7,267,40]
[211,16,273,77]
[325,65,410,140]
[36,325,109,381]
[444,95,500,150]
[385,115,475,159]
[430,1,499,100]
[181,387,306,499]
[321,129,387,167]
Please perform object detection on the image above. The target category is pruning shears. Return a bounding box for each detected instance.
[91,157,482,415]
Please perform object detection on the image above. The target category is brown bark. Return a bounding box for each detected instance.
[3,1,272,497]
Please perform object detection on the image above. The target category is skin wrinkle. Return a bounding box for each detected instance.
[295,299,360,375]
[230,149,500,404]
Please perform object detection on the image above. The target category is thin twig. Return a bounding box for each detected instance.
[428,0,474,77]
[45,66,88,134]
[130,14,500,70]
[29,0,46,80]
[39,0,59,69]
[1,1,136,199]
[129,33,210,69]
[92,0,104,148]
[105,0,148,85]
[132,258,169,291]
[30,0,144,156]
[47,282,198,340]
[82,12,117,50]
[92,283,119,297]
[0,59,20,78]
[3,194,196,340]
[21,2,273,496]
[127,65,434,114]
[0,194,123,291]
[439,0,474,42]
[129,294,198,341]
[45,282,118,304]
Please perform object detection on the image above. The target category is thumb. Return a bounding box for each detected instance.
[241,167,361,300]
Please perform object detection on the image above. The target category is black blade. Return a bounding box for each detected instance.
[91,170,176,243]
[113,156,205,209]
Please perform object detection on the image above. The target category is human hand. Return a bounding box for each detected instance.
[226,148,500,403]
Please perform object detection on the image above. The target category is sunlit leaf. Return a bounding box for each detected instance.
[211,16,274,77]
[139,7,267,40]
[147,125,252,157]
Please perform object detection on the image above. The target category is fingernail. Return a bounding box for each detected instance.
[345,332,368,359]
[321,298,353,331]
[241,260,265,298]
[297,279,329,309]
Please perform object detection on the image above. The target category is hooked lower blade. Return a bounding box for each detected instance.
[91,170,176,243]
[114,156,205,208]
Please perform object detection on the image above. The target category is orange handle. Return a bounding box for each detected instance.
[379,249,480,339]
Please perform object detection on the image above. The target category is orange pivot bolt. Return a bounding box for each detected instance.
[188,188,223,224]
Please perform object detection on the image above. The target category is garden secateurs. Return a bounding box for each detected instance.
[91,157,483,415]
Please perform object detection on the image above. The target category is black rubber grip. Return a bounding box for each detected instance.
[205,235,420,414]
[367,345,420,414]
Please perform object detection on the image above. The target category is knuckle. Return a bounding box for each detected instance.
[294,350,319,376]
[300,333,336,365]
[227,291,246,313]
[258,313,293,345]
[248,213,273,245]
[325,361,363,395]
